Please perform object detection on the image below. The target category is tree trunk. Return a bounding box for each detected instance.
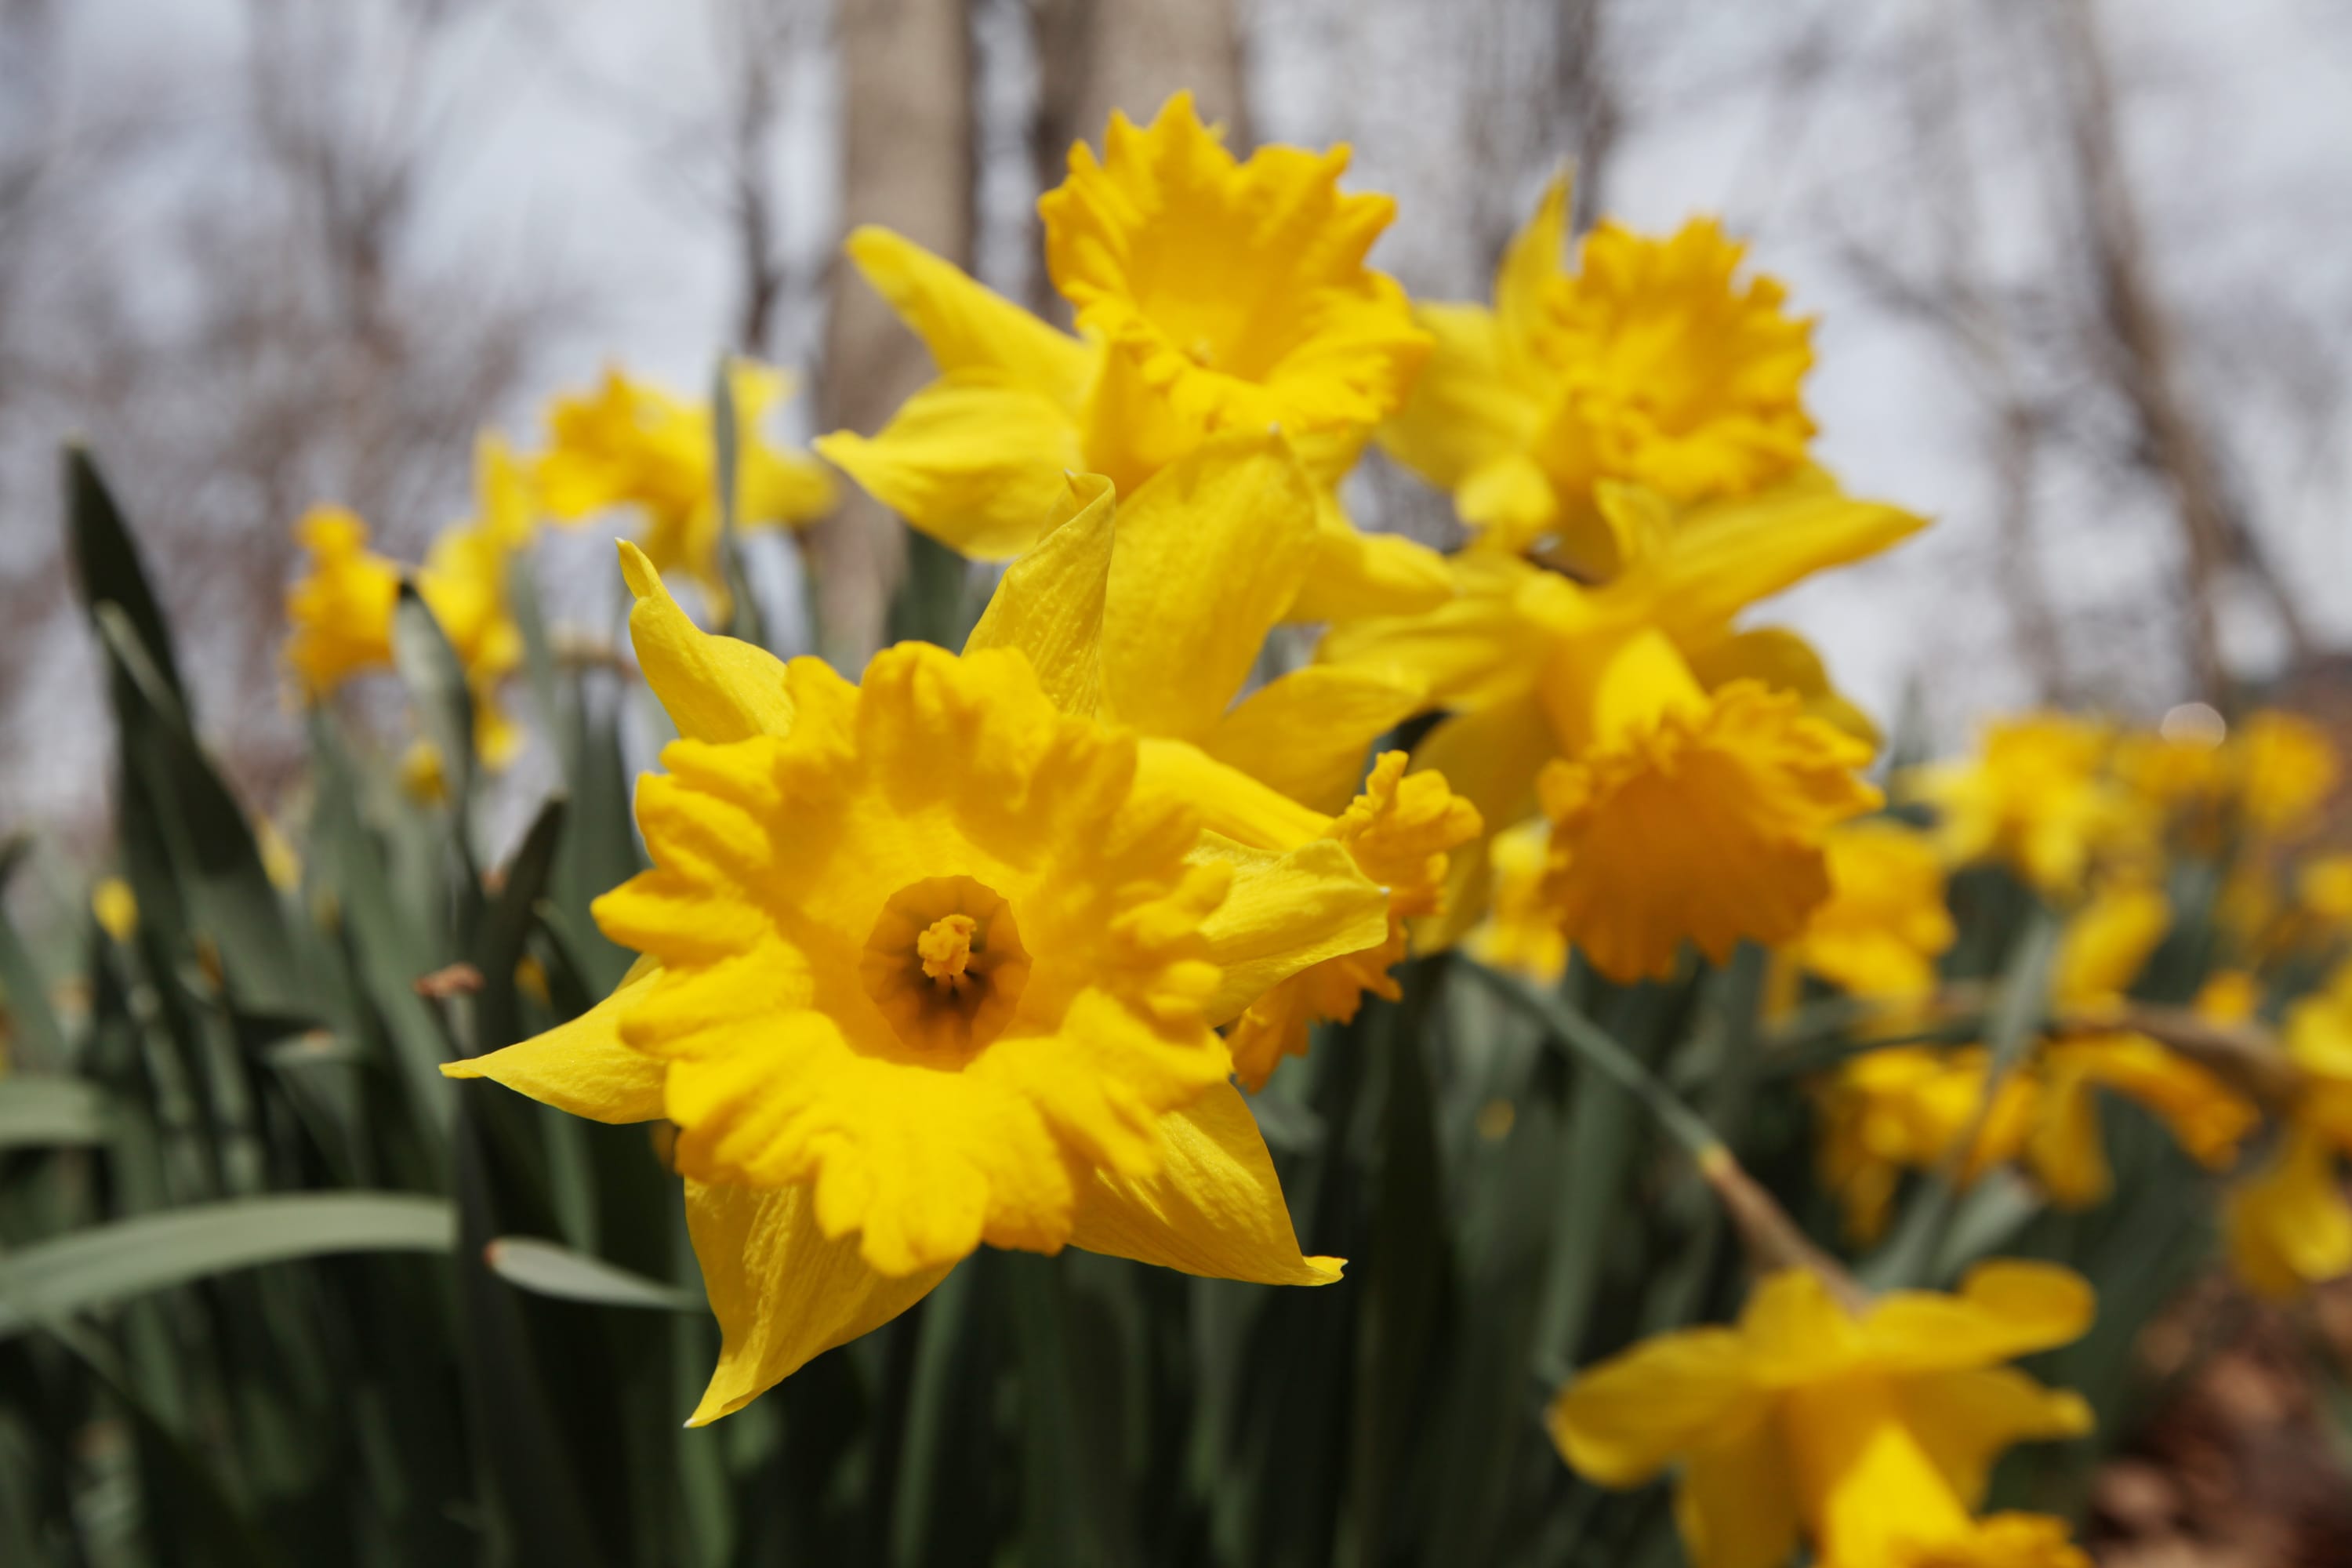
[816,0,975,663]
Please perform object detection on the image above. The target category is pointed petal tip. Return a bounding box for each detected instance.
[616,538,659,597]
[1305,1255,1346,1284]
[438,1059,482,1080]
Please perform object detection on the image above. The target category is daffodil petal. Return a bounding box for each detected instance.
[1861,1260,2096,1374]
[1192,833,1391,1026]
[841,225,1094,408]
[1317,550,1554,714]
[815,372,1086,559]
[1405,693,1558,952]
[1494,172,1570,364]
[1285,490,1455,622]
[1685,625,1882,748]
[1136,738,1332,852]
[440,957,665,1123]
[1201,663,1428,814]
[964,473,1116,720]
[1673,1415,1800,1568]
[683,1178,955,1425]
[617,541,796,742]
[1098,431,1318,739]
[1632,470,1929,643]
[2227,1127,2352,1298]
[2024,1071,2111,1208]
[1377,302,1550,509]
[1068,1080,1341,1286]
[1896,1366,2093,1511]
[1545,1327,1763,1488]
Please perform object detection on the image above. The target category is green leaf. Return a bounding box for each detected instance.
[392,581,477,818]
[0,1193,454,1339]
[472,793,568,1063]
[0,836,67,1072]
[481,1236,701,1312]
[64,445,185,701]
[0,1076,113,1150]
[93,603,310,1017]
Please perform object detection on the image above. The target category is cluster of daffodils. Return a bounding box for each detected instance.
[283,361,835,779]
[258,91,2346,1561]
[1784,708,2348,1292]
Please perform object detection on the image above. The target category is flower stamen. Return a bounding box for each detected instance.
[861,875,1033,1055]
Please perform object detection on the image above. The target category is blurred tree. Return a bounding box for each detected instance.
[815,0,975,662]
[0,0,565,818]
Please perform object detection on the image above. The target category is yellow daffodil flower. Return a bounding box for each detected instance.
[1907,714,2151,900]
[1465,819,1569,983]
[1548,1261,2096,1568]
[2227,965,2352,1297]
[283,506,401,696]
[2299,852,2352,926]
[1816,883,2256,1238]
[91,877,138,943]
[953,432,1482,1087]
[447,542,1390,1421]
[282,492,529,768]
[1788,819,1956,1004]
[1815,1045,2039,1243]
[538,361,835,620]
[1381,176,1817,567]
[814,93,1447,622]
[2119,707,2337,849]
[2230,709,2338,839]
[1322,473,1919,980]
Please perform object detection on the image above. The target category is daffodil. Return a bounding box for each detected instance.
[1907,715,2151,900]
[951,432,1482,1088]
[1814,883,2256,1237]
[282,490,529,767]
[538,360,835,619]
[1322,474,1919,980]
[1465,820,1569,983]
[283,506,401,697]
[1379,177,1815,567]
[91,877,138,944]
[2226,964,2352,1298]
[1814,1045,2038,1243]
[814,93,1447,622]
[446,542,1390,1421]
[2118,707,2336,848]
[2299,852,2352,926]
[1788,819,1956,1004]
[2230,710,2338,839]
[1548,1261,2096,1568]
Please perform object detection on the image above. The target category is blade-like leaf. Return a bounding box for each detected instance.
[0,1193,454,1339]
[0,836,67,1072]
[482,1235,701,1312]
[94,603,309,1017]
[64,445,185,700]
[0,1077,113,1151]
[393,581,477,816]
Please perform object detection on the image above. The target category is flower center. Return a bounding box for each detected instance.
[917,914,978,982]
[860,875,1032,1055]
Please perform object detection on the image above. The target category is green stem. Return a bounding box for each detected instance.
[1465,961,1725,1166]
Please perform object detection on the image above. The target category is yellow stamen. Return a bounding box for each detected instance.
[918,914,979,985]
